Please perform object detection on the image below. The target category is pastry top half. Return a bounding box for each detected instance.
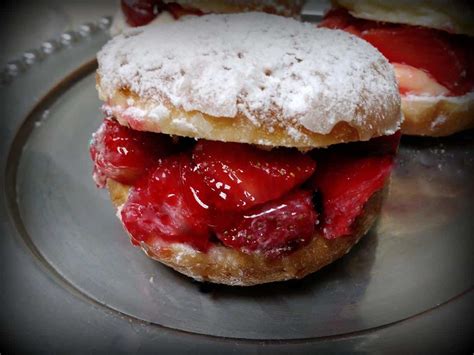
[97,12,401,149]
[334,0,474,36]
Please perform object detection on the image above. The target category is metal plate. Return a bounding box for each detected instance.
[5,66,474,340]
[1,9,473,353]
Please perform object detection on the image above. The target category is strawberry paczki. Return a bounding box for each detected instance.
[319,5,474,137]
[94,13,402,285]
[320,9,474,97]
[91,117,397,257]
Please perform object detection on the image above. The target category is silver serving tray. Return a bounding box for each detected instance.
[0,15,473,353]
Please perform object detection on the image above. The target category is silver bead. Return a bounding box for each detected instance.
[98,16,112,29]
[22,49,43,65]
[41,40,62,54]
[78,22,97,37]
[6,60,24,75]
[60,31,78,45]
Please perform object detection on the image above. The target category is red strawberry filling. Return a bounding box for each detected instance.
[90,117,397,256]
[121,0,204,27]
[90,117,175,187]
[120,154,212,251]
[311,154,393,239]
[165,2,205,19]
[319,8,474,97]
[192,140,316,211]
[214,190,318,258]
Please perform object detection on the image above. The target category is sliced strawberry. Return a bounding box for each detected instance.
[361,27,470,95]
[320,8,474,96]
[165,2,205,19]
[121,0,166,27]
[312,153,393,239]
[319,8,359,34]
[90,117,174,187]
[192,140,316,211]
[214,190,317,257]
[121,154,212,251]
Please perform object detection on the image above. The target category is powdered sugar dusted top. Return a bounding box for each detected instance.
[97,13,400,136]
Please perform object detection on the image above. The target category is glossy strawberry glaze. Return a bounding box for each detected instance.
[121,0,204,27]
[192,140,316,211]
[90,117,175,187]
[319,9,474,97]
[214,190,318,258]
[90,117,398,256]
[121,154,212,251]
[312,154,393,239]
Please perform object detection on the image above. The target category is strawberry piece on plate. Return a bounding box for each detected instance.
[121,154,212,251]
[215,190,317,257]
[192,140,316,211]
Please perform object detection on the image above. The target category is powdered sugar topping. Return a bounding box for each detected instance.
[97,13,400,136]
